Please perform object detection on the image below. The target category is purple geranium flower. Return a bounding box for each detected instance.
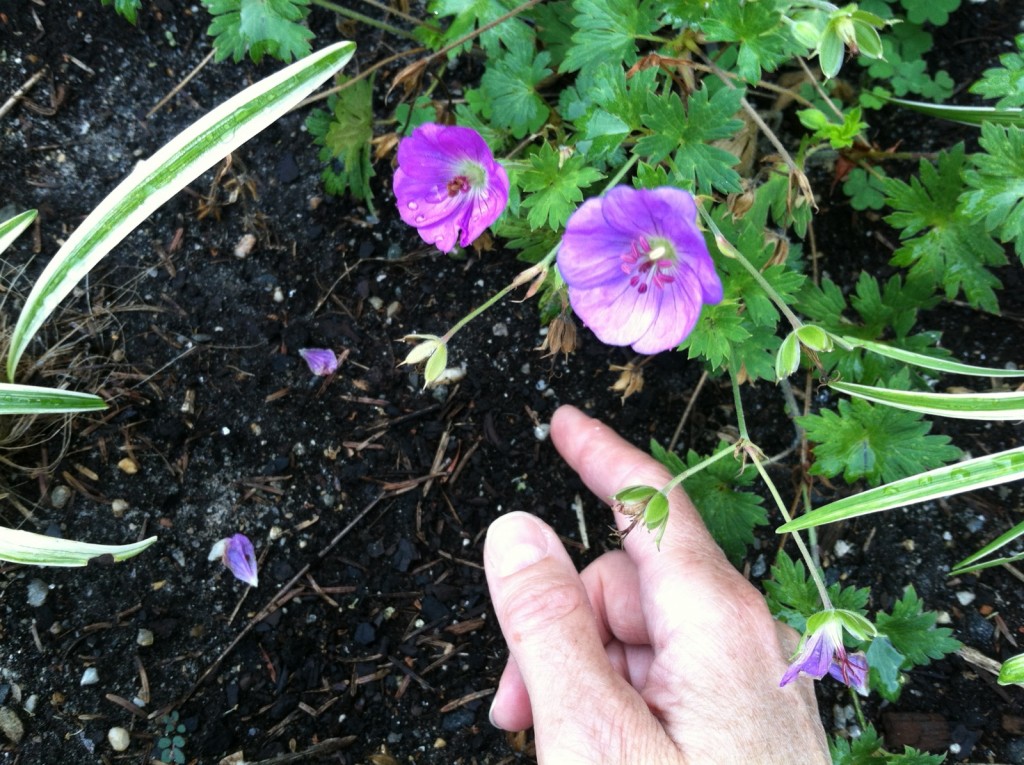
[557,186,722,355]
[208,533,259,587]
[299,347,338,376]
[393,123,509,253]
[780,611,869,694]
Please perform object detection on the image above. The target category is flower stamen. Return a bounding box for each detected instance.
[621,236,676,294]
[447,175,471,197]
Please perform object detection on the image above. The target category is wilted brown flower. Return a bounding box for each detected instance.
[538,313,578,360]
[609,361,644,403]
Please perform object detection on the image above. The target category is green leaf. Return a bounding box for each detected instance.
[0,210,37,256]
[519,143,605,230]
[0,383,106,415]
[480,47,552,138]
[952,518,1024,575]
[798,105,868,149]
[636,85,745,193]
[699,0,797,83]
[676,442,766,564]
[529,1,575,69]
[970,34,1024,109]
[0,527,157,567]
[559,0,662,74]
[901,0,959,26]
[831,380,1024,420]
[679,301,750,370]
[839,335,1023,377]
[764,550,869,627]
[830,723,946,765]
[204,0,315,63]
[100,0,141,23]
[999,654,1024,686]
[779,445,1024,533]
[962,124,1024,261]
[306,77,375,203]
[886,97,1024,128]
[797,398,960,486]
[865,636,905,700]
[6,42,356,382]
[426,0,534,58]
[883,145,1006,312]
[876,586,961,667]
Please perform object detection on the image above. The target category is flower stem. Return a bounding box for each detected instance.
[311,0,418,40]
[698,204,805,333]
[658,444,737,496]
[729,372,832,608]
[441,153,640,344]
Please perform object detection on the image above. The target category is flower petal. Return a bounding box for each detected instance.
[222,533,258,587]
[298,348,339,376]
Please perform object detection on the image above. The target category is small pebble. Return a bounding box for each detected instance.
[23,695,37,715]
[533,423,550,441]
[955,591,976,606]
[111,499,129,518]
[80,668,99,686]
[107,727,130,752]
[26,580,48,607]
[0,707,23,744]
[117,458,138,475]
[136,629,154,647]
[749,554,767,578]
[492,323,508,337]
[833,540,853,558]
[50,485,71,509]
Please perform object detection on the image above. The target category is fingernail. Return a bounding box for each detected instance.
[488,513,548,577]
[488,693,500,729]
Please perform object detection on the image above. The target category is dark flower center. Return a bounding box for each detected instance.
[621,236,676,294]
[446,175,471,197]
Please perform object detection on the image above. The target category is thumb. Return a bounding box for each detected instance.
[484,512,674,764]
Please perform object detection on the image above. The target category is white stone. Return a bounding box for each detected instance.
[955,591,976,606]
[107,727,130,751]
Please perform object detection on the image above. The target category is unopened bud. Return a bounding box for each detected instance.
[400,334,449,388]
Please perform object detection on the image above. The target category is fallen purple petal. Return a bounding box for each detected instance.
[209,533,258,587]
[299,347,339,376]
[393,123,510,253]
[557,186,722,355]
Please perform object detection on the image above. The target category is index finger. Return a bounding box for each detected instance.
[550,404,724,562]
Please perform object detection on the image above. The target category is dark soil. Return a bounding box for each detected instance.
[0,3,1022,764]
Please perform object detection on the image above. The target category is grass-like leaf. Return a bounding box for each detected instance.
[830,380,1024,420]
[0,527,157,566]
[0,383,106,415]
[950,518,1024,575]
[7,41,356,383]
[838,335,1023,377]
[0,210,37,256]
[886,97,1024,127]
[778,445,1024,532]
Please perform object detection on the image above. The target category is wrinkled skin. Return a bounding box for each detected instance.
[484,405,830,765]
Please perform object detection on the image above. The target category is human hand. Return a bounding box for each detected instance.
[484,405,830,764]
